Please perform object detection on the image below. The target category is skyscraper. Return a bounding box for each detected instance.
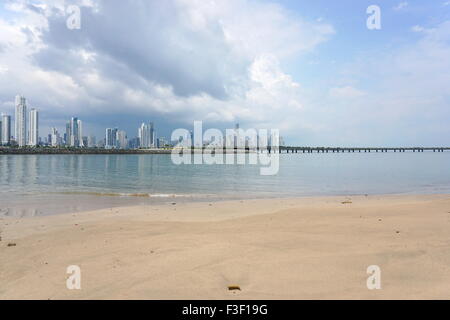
[70,117,79,147]
[105,128,112,148]
[28,108,38,146]
[138,122,155,148]
[15,95,27,147]
[87,136,96,148]
[2,114,11,145]
[105,128,118,149]
[51,127,60,147]
[65,121,71,145]
[77,119,84,147]
[149,122,155,147]
[117,130,127,149]
[138,123,149,148]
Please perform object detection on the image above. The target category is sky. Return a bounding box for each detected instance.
[0,0,449,146]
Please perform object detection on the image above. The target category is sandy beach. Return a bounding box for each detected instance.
[1,194,450,299]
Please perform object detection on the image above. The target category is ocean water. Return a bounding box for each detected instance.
[1,152,449,216]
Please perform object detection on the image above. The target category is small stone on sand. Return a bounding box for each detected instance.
[228,285,241,291]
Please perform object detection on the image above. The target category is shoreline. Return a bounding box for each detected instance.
[1,193,450,299]
[2,190,449,218]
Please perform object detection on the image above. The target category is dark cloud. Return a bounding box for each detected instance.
[34,0,246,99]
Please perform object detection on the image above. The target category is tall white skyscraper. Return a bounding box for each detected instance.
[77,119,84,147]
[1,114,11,145]
[28,108,38,146]
[51,127,60,147]
[138,122,155,148]
[15,95,27,147]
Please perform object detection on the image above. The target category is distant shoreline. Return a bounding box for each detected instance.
[0,146,449,154]
[0,148,254,154]
[0,147,173,154]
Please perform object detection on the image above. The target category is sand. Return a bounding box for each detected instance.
[1,194,450,299]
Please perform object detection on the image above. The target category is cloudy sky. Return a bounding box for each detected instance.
[0,0,449,146]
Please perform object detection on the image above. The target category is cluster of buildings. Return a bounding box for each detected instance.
[104,122,168,149]
[1,94,284,150]
[0,95,38,147]
[0,95,169,149]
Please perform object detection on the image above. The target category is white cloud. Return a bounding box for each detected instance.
[329,86,366,99]
[320,20,450,145]
[394,2,408,11]
[411,25,425,32]
[0,0,333,138]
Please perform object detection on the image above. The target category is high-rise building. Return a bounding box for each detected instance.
[77,119,84,147]
[65,121,71,145]
[28,108,38,146]
[157,137,168,148]
[117,130,127,149]
[70,117,79,147]
[128,137,140,149]
[1,114,11,145]
[149,122,155,147]
[105,128,118,149]
[15,95,27,147]
[87,136,96,148]
[105,128,112,148]
[50,127,60,147]
[138,122,152,148]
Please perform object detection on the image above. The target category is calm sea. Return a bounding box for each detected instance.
[1,152,449,216]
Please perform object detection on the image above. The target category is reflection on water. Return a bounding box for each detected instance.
[1,153,450,216]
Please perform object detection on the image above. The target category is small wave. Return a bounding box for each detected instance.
[56,191,195,198]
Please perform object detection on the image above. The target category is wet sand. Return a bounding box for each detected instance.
[1,194,450,299]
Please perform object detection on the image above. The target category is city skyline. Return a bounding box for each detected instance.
[1,94,176,149]
[2,94,288,149]
[2,94,289,150]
